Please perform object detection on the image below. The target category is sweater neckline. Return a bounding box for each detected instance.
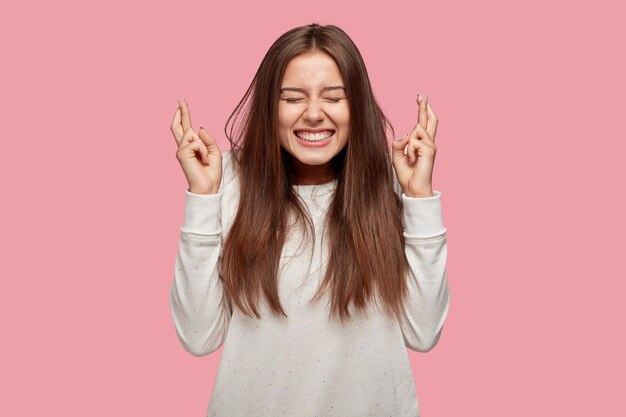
[293,179,338,198]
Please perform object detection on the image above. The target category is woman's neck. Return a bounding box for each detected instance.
[290,162,337,185]
[285,155,338,185]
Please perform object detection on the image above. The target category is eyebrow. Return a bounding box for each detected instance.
[280,86,346,94]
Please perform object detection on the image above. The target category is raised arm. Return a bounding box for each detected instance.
[390,94,450,351]
[168,100,232,356]
[398,190,450,352]
[169,189,232,357]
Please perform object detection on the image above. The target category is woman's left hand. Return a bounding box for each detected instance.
[392,95,438,198]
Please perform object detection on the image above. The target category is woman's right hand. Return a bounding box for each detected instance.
[170,99,222,195]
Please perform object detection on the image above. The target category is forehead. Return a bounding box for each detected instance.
[280,51,344,90]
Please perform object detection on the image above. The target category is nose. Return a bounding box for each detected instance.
[304,97,324,122]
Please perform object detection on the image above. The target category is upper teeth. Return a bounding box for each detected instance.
[295,131,334,141]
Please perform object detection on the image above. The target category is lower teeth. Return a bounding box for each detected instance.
[299,134,333,142]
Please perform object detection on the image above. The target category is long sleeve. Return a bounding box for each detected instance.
[398,190,451,352]
[169,189,233,357]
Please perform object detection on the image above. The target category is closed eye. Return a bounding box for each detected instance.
[281,97,345,103]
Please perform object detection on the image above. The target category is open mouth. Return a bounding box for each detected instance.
[293,130,335,143]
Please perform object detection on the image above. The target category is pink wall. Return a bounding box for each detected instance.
[1,0,624,415]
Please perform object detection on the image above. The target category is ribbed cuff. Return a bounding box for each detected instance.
[180,189,223,235]
[402,190,447,238]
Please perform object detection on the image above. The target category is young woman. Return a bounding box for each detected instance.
[169,23,450,417]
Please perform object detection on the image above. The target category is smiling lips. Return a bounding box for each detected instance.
[294,129,335,140]
[293,129,335,147]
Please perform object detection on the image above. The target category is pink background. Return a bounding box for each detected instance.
[2,0,624,415]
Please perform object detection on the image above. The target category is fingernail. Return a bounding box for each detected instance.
[417,94,422,102]
[200,126,204,131]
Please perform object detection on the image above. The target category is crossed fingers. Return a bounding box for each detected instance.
[409,95,438,144]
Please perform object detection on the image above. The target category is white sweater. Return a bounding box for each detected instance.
[169,150,450,417]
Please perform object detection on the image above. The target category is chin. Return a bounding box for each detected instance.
[290,148,340,166]
[293,156,331,167]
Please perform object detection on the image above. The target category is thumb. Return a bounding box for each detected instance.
[198,127,221,155]
[392,133,410,158]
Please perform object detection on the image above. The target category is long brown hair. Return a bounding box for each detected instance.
[222,23,408,323]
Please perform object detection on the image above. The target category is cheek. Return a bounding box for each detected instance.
[279,106,303,123]
[333,106,350,127]
[338,117,350,133]
[277,111,288,127]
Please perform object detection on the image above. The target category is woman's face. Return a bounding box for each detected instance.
[278,51,350,179]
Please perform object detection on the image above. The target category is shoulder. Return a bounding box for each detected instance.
[218,149,241,235]
[219,149,240,192]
